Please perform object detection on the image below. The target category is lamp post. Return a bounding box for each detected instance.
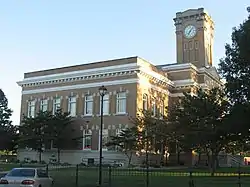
[98,85,107,187]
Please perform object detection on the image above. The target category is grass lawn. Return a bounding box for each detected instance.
[49,167,250,187]
[0,163,44,171]
[1,163,250,187]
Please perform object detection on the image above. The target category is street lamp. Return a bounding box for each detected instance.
[98,85,107,187]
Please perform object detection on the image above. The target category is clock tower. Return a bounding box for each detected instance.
[173,8,214,68]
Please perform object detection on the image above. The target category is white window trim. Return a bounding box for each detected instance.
[83,129,92,150]
[99,94,109,115]
[116,128,127,137]
[115,128,126,151]
[116,92,127,114]
[152,98,156,116]
[28,100,36,118]
[50,140,57,149]
[68,96,77,116]
[142,93,148,110]
[53,98,61,114]
[159,100,164,118]
[98,128,109,151]
[84,95,93,116]
[40,99,48,112]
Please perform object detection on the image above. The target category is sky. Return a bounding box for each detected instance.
[0,0,249,125]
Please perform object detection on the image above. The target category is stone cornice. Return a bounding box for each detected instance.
[161,64,222,86]
[138,68,174,87]
[18,70,138,88]
[17,62,174,89]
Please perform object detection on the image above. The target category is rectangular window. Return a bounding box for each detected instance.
[50,140,57,149]
[115,128,126,151]
[53,98,61,114]
[116,128,122,136]
[27,100,36,118]
[99,129,109,151]
[83,129,92,150]
[116,92,126,114]
[84,95,93,115]
[159,100,164,118]
[68,96,76,116]
[142,94,148,110]
[152,98,156,116]
[40,99,48,112]
[100,94,109,115]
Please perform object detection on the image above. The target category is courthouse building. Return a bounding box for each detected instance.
[17,8,222,164]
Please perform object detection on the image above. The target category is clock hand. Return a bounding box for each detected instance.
[188,29,192,35]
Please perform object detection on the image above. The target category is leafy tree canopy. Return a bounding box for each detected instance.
[0,89,17,152]
[219,10,250,104]
[219,9,250,153]
[0,89,12,127]
[169,87,232,172]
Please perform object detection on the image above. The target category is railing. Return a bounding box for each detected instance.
[10,164,250,187]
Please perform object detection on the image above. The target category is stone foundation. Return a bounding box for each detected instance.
[17,149,137,165]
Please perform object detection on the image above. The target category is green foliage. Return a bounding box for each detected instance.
[19,110,53,162]
[47,109,74,162]
[107,127,137,150]
[219,9,250,154]
[0,89,12,127]
[19,109,75,163]
[219,11,250,104]
[169,87,231,172]
[107,127,138,165]
[106,127,138,165]
[0,89,17,152]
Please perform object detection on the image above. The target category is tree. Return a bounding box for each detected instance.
[0,89,16,152]
[47,109,74,163]
[169,87,231,175]
[0,125,19,154]
[131,110,174,166]
[219,8,250,155]
[19,111,53,163]
[219,9,250,104]
[106,127,138,166]
[0,89,12,127]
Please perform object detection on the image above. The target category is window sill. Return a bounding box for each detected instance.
[82,149,92,151]
[83,114,93,117]
[96,114,111,117]
[81,149,111,152]
[114,113,128,116]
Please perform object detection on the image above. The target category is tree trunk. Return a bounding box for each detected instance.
[210,152,218,176]
[165,152,168,166]
[177,151,181,165]
[128,151,132,166]
[38,151,42,163]
[198,153,201,166]
[160,141,165,166]
[216,156,220,168]
[57,148,61,164]
[124,151,133,166]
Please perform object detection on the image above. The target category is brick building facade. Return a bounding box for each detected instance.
[16,8,222,164]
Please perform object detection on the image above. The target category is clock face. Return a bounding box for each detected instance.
[184,25,197,39]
